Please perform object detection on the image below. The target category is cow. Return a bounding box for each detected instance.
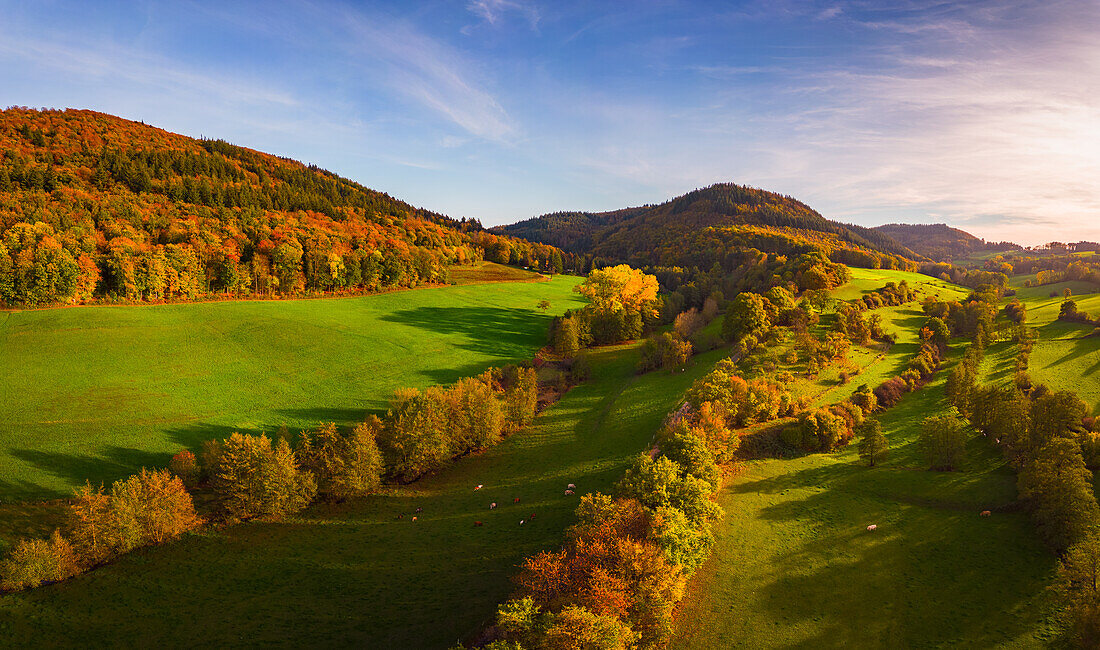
[415,507,422,513]
[474,521,483,527]
[490,502,497,509]
[980,510,992,517]
[867,524,878,531]
[513,497,521,504]
[475,484,483,491]
[412,516,418,522]
[565,489,574,496]
[567,483,576,490]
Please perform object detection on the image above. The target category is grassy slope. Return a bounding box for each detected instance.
[0,270,582,501]
[747,267,971,408]
[0,342,730,647]
[674,355,1060,649]
[674,269,1061,648]
[981,277,1100,410]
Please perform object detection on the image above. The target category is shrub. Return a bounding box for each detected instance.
[169,449,200,487]
[209,433,317,520]
[0,530,80,591]
[874,377,907,409]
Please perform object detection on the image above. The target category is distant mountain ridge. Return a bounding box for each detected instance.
[495,183,922,269]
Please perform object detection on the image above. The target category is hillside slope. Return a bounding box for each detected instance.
[872,223,1021,262]
[496,184,921,269]
[0,108,568,306]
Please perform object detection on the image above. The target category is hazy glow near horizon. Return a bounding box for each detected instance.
[1,0,1097,246]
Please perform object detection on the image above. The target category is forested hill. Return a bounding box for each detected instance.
[872,223,1021,262]
[0,107,569,306]
[495,183,922,270]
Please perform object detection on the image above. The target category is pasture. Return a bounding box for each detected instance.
[0,340,732,647]
[0,268,583,501]
[673,353,1061,648]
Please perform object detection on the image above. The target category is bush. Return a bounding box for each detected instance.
[208,433,317,520]
[874,377,907,409]
[169,449,200,487]
[0,530,80,591]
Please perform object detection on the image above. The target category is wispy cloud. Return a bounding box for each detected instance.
[464,0,541,31]
[341,11,518,143]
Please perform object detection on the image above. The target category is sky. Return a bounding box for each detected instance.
[1,0,1097,245]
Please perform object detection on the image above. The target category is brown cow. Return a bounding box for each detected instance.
[474,521,483,527]
[980,510,992,517]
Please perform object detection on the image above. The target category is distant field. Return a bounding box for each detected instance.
[674,350,1061,648]
[740,267,970,408]
[979,276,1100,410]
[0,340,731,648]
[830,267,969,303]
[447,261,548,285]
[0,270,583,500]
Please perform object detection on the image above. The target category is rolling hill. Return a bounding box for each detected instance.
[0,107,570,307]
[495,183,922,270]
[872,223,1022,262]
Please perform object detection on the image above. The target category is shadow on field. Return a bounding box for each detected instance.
[379,306,552,360]
[8,446,170,489]
[275,406,373,425]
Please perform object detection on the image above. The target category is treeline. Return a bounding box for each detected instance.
[0,363,542,591]
[482,381,736,648]
[944,333,1100,645]
[0,107,573,306]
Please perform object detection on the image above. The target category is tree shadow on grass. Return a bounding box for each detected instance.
[378,305,553,361]
[7,446,171,495]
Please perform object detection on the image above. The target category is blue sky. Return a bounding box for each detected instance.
[1,0,1097,244]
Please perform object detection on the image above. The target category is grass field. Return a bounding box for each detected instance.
[979,276,1100,410]
[0,340,731,647]
[0,266,583,501]
[673,351,1062,648]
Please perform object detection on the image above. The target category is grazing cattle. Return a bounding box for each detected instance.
[396,514,404,519]
[474,521,483,527]
[411,516,417,522]
[530,513,536,520]
[567,483,576,490]
[490,502,497,509]
[519,520,525,525]
[866,524,877,531]
[475,484,483,491]
[415,507,422,513]
[564,489,574,496]
[513,497,521,504]
[980,510,992,517]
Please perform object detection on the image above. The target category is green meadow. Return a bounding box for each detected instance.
[0,339,731,648]
[0,267,583,501]
[673,352,1061,648]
